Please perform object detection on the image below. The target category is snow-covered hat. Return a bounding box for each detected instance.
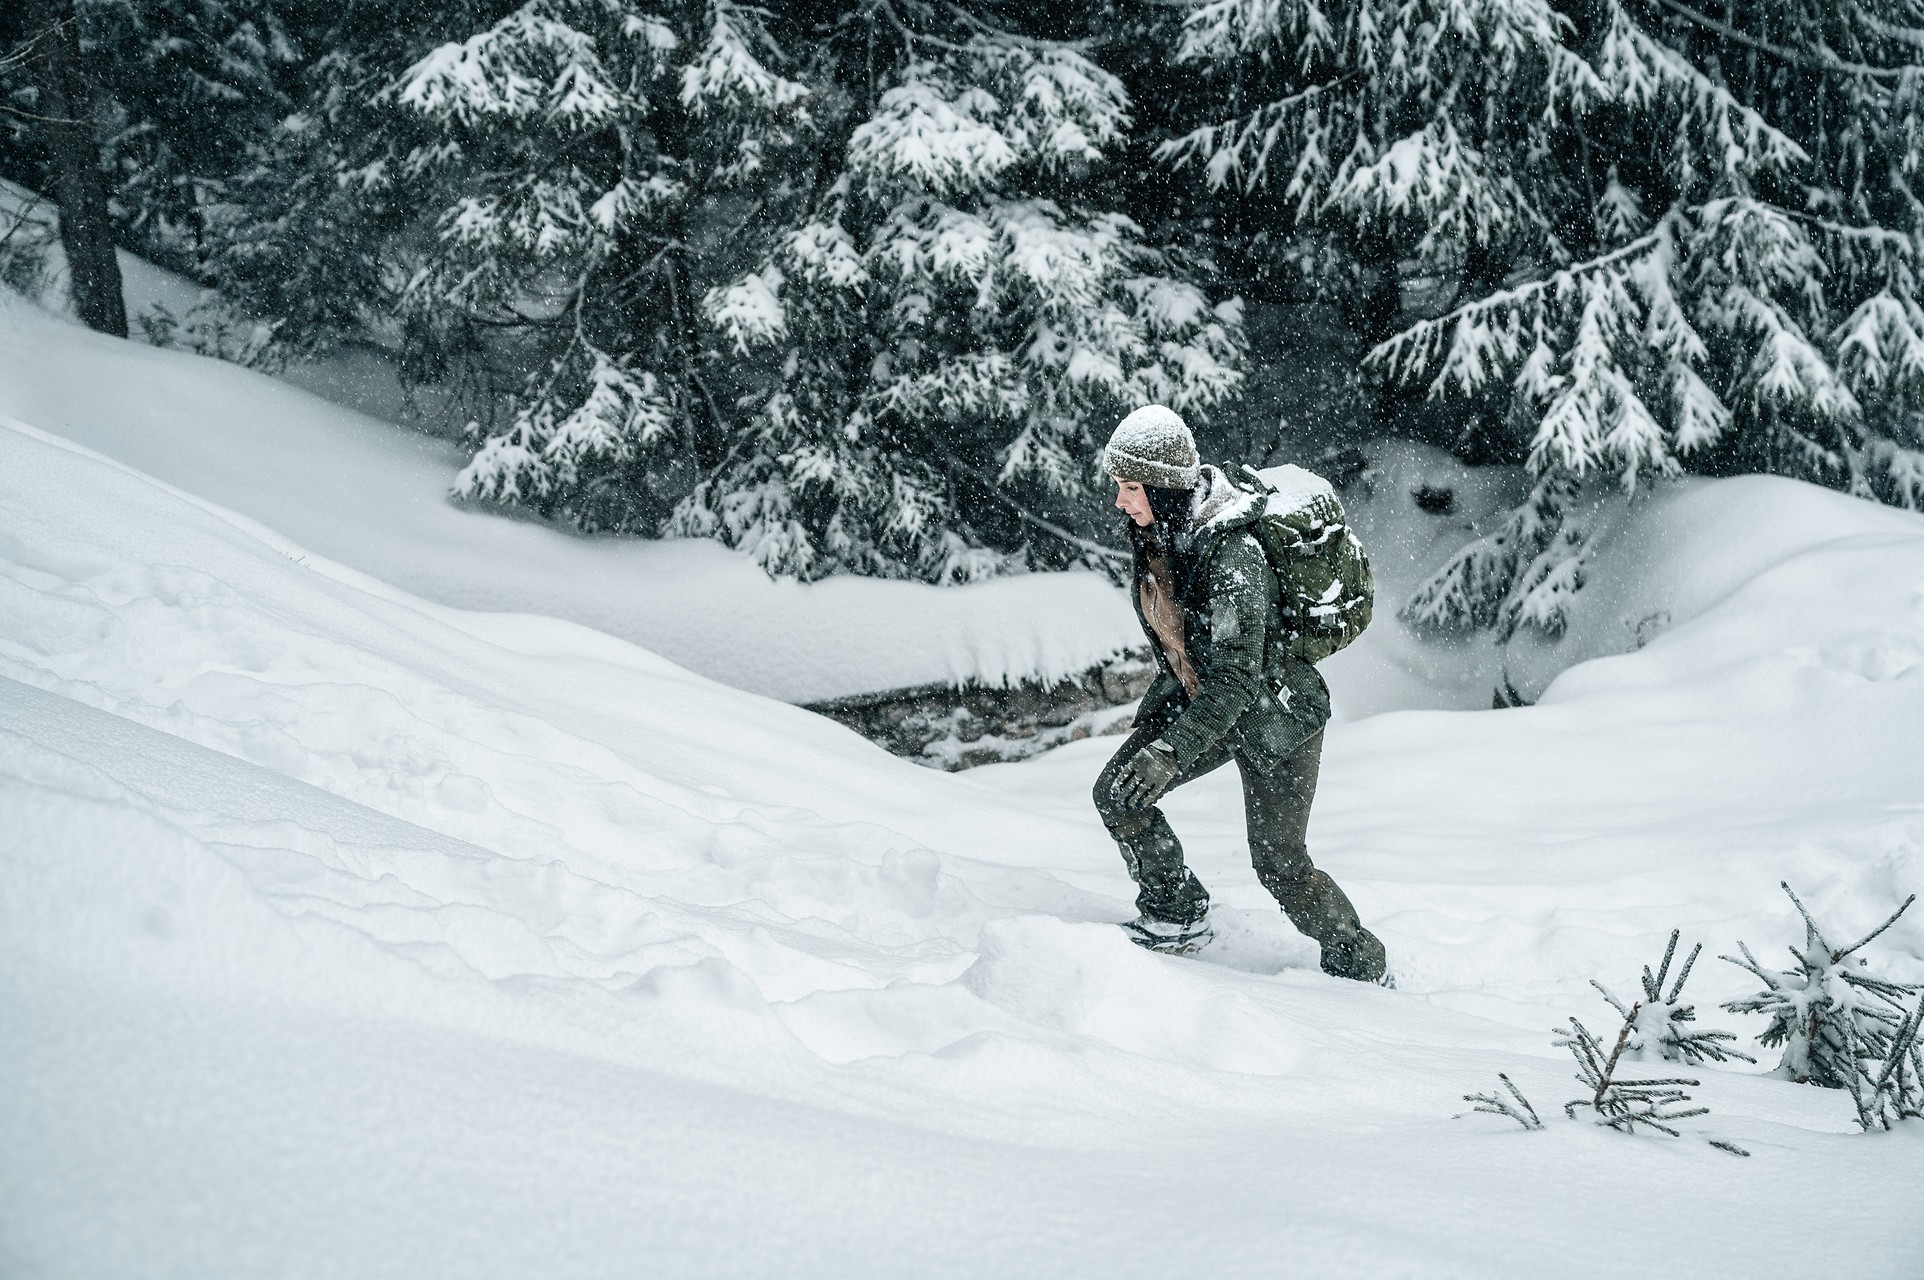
[1103,405,1199,490]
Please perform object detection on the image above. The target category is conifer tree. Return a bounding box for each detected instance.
[396,0,809,533]
[11,0,129,336]
[195,1,509,364]
[692,3,1244,580]
[2,0,299,292]
[1164,0,1924,632]
[85,0,298,274]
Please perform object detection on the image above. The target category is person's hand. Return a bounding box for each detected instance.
[1113,739,1180,810]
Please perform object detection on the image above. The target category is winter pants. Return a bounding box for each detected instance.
[1093,723,1366,951]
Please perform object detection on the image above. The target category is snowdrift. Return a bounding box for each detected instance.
[5,257,1826,726]
[0,293,1140,704]
[6,383,1924,1276]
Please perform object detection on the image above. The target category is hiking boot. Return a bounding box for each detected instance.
[1121,914,1214,955]
[1319,925,1387,983]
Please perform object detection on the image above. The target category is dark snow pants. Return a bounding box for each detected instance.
[1093,724,1366,950]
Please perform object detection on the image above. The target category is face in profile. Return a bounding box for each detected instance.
[1114,478,1154,526]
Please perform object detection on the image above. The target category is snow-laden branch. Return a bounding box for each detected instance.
[905,425,1130,567]
[1364,231,1665,393]
[1155,75,1355,193]
[1646,0,1910,82]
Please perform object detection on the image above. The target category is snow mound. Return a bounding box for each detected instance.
[0,292,1139,703]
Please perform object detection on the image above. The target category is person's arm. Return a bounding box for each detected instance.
[1157,534,1271,770]
[1136,671,1183,727]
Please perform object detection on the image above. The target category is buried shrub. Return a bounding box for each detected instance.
[1461,928,1749,1155]
[1593,929,1754,1068]
[1722,884,1919,1089]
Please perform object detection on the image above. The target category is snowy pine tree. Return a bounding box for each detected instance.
[1723,883,1920,1088]
[395,0,809,532]
[181,3,511,366]
[3,0,134,335]
[690,5,1245,580]
[1591,929,1753,1068]
[1,0,300,281]
[88,0,298,275]
[1164,0,1924,631]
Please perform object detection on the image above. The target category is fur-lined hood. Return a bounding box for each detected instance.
[1177,464,1261,554]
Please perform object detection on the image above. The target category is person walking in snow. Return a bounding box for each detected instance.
[1094,405,1387,982]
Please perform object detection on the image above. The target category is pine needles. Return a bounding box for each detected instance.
[1722,883,1923,1130]
[1463,886,1924,1148]
[1459,925,1750,1155]
[1459,1073,1543,1131]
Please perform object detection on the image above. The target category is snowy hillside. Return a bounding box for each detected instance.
[0,281,1781,726]
[6,382,1924,1276]
[0,292,1140,704]
[11,244,1873,732]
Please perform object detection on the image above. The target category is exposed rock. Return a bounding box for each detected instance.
[805,650,1156,770]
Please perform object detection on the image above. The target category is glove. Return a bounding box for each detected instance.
[1112,739,1180,811]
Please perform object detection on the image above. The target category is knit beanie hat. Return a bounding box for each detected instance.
[1103,405,1199,490]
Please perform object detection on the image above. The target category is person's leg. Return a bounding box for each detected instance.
[1093,727,1234,926]
[1240,730,1386,981]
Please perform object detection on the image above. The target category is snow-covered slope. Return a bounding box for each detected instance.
[6,385,1924,1275]
[7,253,1830,726]
[0,292,1139,704]
[1318,440,1924,717]
[9,221,1916,730]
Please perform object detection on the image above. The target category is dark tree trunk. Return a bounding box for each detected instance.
[26,0,127,338]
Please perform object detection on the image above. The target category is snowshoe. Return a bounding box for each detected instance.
[1122,914,1214,955]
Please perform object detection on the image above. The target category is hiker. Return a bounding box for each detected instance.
[1094,404,1387,981]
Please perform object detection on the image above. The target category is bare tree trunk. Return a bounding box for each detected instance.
[26,0,127,338]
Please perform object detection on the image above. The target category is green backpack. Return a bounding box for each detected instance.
[1237,463,1374,664]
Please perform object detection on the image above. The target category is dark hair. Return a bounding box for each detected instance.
[1145,483,1195,529]
[1124,482,1196,593]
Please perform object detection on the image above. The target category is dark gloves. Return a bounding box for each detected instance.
[1112,739,1180,811]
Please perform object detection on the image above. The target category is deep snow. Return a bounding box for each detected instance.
[0,289,1140,705]
[3,229,1808,723]
[5,319,1924,1275]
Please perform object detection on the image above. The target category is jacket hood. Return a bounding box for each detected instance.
[1189,464,1260,531]
[1167,465,1260,562]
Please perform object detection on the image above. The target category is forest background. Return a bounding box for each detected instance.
[6,0,1924,639]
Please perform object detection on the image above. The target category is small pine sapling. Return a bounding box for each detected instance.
[1558,1016,1712,1139]
[1722,884,1920,1088]
[1850,997,1924,1132]
[1459,1073,1543,1131]
[1591,929,1755,1067]
[1460,928,1753,1151]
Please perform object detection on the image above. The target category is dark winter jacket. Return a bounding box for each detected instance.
[1131,465,1332,776]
